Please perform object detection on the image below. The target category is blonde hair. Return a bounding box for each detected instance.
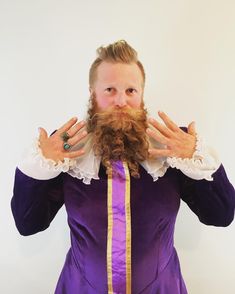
[89,40,145,88]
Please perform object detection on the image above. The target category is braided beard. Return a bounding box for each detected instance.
[87,97,149,178]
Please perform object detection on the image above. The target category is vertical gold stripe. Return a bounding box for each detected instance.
[107,167,114,294]
[123,162,132,294]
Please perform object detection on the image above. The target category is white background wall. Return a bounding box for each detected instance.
[0,0,235,293]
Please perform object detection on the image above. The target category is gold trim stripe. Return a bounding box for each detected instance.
[107,167,113,293]
[123,162,132,294]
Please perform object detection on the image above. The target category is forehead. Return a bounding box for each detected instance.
[95,61,143,86]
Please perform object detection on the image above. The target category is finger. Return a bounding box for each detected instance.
[38,127,48,141]
[158,111,180,132]
[65,149,85,159]
[67,120,86,138]
[146,128,169,145]
[148,148,172,158]
[58,117,78,134]
[148,118,176,138]
[67,130,88,146]
[187,121,197,136]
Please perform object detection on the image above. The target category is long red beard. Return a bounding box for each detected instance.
[87,99,149,178]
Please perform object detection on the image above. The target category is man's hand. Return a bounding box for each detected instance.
[146,111,197,159]
[38,117,87,163]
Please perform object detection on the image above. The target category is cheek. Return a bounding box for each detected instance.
[128,96,142,109]
[95,95,112,110]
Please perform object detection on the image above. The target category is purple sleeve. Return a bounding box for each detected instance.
[179,164,235,227]
[11,168,64,236]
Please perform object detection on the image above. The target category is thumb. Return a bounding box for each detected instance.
[38,127,48,141]
[187,121,196,136]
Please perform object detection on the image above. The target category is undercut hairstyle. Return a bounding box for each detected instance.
[89,40,145,88]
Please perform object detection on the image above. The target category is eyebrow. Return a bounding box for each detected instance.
[104,84,140,88]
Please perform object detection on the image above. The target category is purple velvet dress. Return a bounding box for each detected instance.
[11,161,235,294]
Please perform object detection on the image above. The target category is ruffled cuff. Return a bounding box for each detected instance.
[18,138,75,180]
[166,134,221,181]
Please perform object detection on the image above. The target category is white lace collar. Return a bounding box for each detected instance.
[27,126,220,184]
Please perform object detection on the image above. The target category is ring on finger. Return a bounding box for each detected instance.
[63,142,71,150]
[61,131,70,142]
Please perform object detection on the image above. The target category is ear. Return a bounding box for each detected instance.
[89,87,93,94]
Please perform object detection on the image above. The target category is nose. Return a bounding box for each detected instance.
[114,92,127,107]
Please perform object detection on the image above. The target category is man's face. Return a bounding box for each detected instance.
[90,61,144,111]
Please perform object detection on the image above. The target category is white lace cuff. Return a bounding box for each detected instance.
[166,134,221,181]
[18,138,75,180]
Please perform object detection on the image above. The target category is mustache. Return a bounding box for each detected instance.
[88,107,148,132]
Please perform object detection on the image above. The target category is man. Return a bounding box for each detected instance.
[11,40,235,294]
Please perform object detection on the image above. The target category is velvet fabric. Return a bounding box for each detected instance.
[11,163,235,294]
